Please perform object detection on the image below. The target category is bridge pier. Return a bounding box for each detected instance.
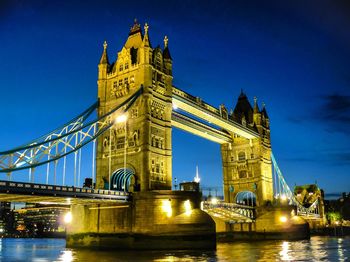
[214,206,310,241]
[66,191,216,250]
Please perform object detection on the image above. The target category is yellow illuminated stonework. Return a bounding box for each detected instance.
[96,20,173,191]
[221,94,273,206]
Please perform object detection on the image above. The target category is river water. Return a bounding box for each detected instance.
[0,236,349,261]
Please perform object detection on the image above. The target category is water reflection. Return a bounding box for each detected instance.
[0,237,348,261]
[279,241,290,261]
[57,250,74,262]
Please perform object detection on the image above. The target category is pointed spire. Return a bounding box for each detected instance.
[142,22,151,47]
[261,102,269,118]
[163,35,172,60]
[99,40,109,65]
[253,96,260,113]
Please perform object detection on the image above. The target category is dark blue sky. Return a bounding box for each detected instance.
[1,0,350,197]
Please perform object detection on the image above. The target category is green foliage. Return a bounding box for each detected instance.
[326,212,342,223]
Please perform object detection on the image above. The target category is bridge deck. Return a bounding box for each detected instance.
[0,180,129,205]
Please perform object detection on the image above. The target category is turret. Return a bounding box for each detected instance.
[97,41,109,103]
[98,41,109,80]
[261,102,270,129]
[253,96,262,133]
[163,36,172,75]
[140,23,152,64]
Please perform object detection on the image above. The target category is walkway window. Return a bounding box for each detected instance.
[238,152,246,161]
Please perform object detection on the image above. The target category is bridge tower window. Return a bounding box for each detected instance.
[238,152,246,161]
[239,170,247,178]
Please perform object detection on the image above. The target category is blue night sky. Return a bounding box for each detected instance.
[0,1,349,198]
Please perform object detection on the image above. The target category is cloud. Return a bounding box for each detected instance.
[314,93,350,134]
[281,150,350,166]
[288,93,350,135]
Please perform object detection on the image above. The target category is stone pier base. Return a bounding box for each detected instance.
[66,190,216,250]
[215,206,310,241]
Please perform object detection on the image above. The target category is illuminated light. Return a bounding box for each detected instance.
[162,200,172,218]
[64,212,73,224]
[0,228,4,233]
[172,104,178,110]
[279,216,287,223]
[115,114,127,123]
[211,198,218,205]
[184,200,192,216]
[291,210,295,217]
[280,195,287,201]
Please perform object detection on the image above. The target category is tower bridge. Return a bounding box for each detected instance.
[0,20,325,249]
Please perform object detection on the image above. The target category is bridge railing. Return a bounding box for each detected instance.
[0,180,129,200]
[202,201,255,220]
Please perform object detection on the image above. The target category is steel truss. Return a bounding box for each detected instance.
[271,153,320,217]
[0,87,143,180]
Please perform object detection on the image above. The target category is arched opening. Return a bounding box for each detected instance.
[236,191,256,206]
[110,168,136,192]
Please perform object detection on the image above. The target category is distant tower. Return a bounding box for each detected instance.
[194,165,200,183]
[96,20,173,191]
[221,91,273,206]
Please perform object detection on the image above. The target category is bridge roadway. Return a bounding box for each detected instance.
[0,180,129,205]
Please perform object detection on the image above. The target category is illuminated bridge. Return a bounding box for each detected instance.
[0,85,323,221]
[0,21,323,248]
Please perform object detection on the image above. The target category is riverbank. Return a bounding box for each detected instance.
[311,226,350,237]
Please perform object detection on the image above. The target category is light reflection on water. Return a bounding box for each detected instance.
[0,236,348,261]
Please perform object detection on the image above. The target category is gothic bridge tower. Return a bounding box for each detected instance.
[221,91,273,206]
[96,21,173,191]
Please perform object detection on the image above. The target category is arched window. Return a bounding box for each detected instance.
[238,151,246,161]
[239,170,247,178]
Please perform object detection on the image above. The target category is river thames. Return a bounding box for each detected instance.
[0,236,348,261]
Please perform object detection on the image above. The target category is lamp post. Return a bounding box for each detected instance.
[116,114,127,192]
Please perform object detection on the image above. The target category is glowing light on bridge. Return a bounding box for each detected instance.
[64,211,73,224]
[279,216,287,223]
[115,114,128,123]
[280,195,287,202]
[184,200,192,216]
[162,200,172,218]
[210,197,218,205]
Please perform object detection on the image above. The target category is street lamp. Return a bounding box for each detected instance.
[115,114,128,192]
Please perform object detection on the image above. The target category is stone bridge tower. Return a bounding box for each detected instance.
[96,21,173,191]
[221,91,273,206]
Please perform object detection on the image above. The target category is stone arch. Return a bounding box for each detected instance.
[111,167,136,192]
[235,191,256,206]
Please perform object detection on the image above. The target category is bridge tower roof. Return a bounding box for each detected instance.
[233,90,254,124]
